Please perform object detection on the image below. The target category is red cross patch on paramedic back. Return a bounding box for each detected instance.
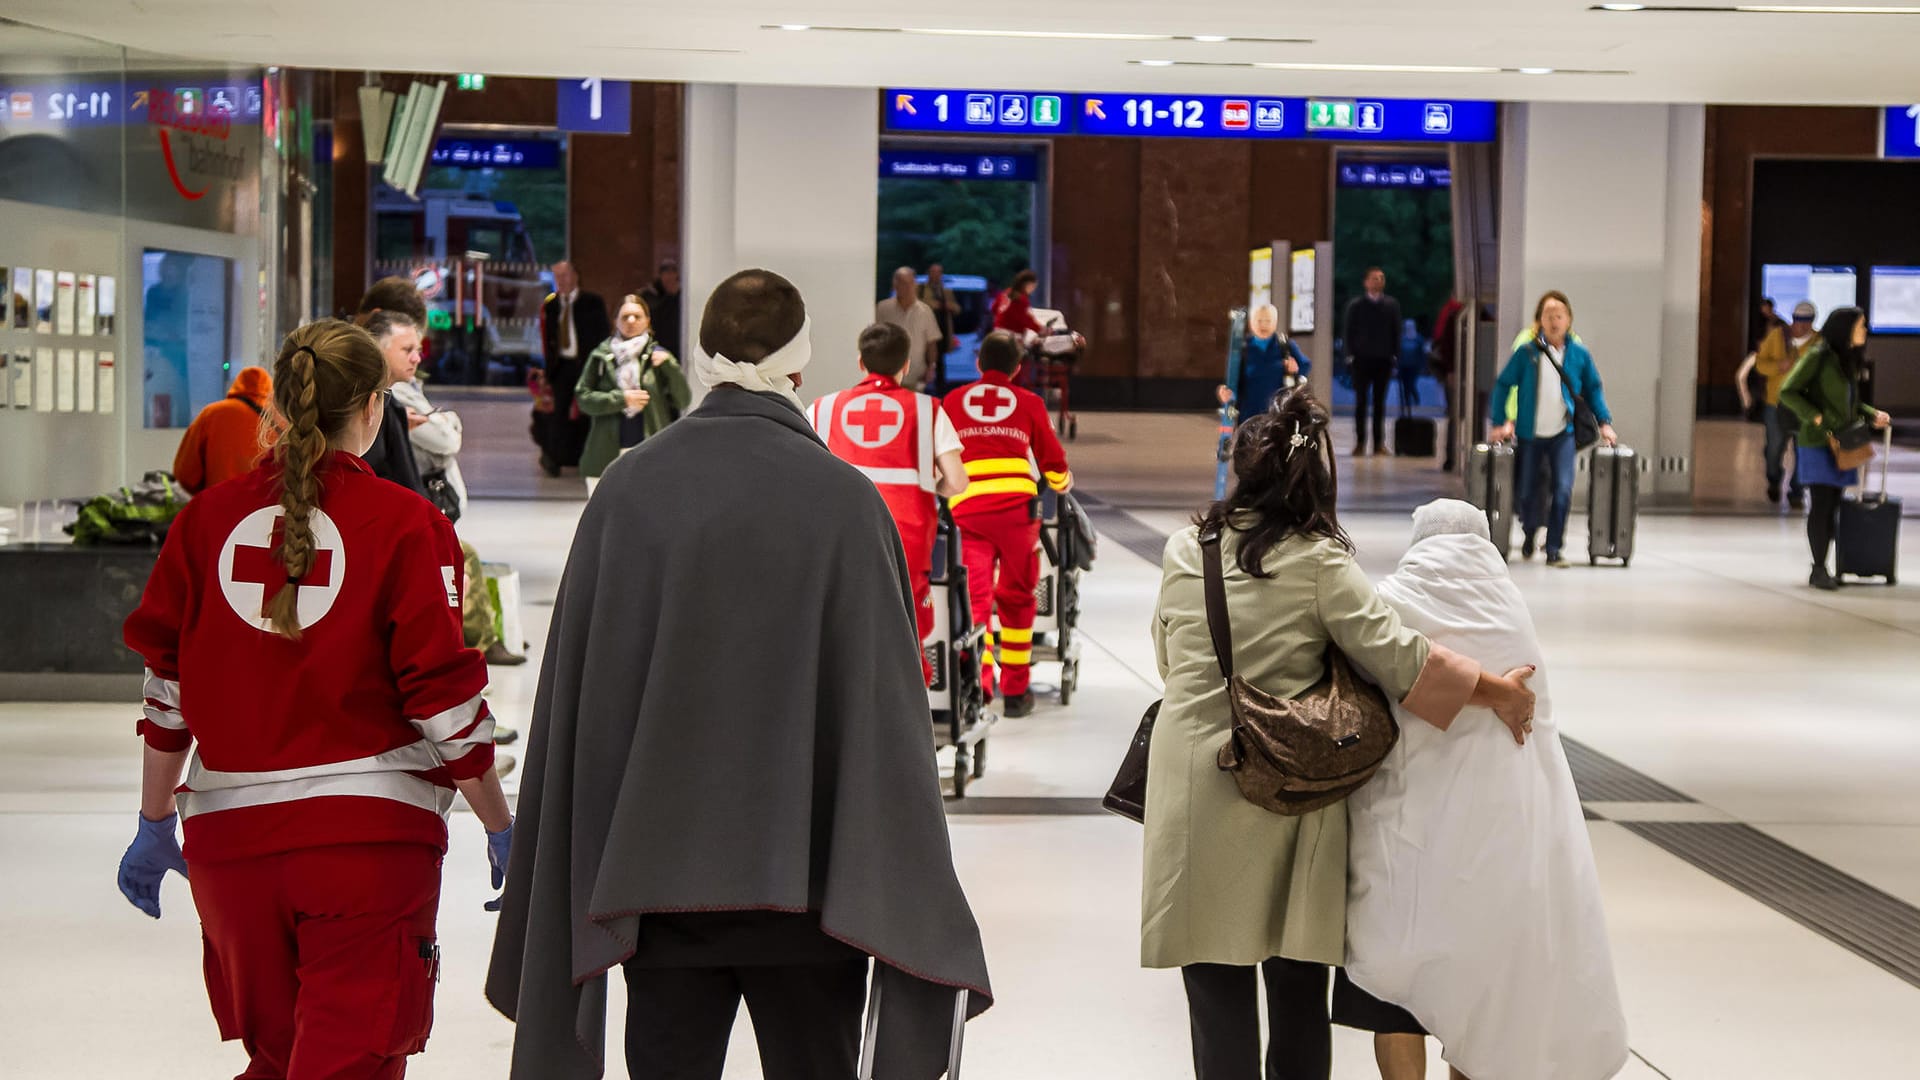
[962,383,1020,425]
[216,505,347,632]
[841,394,907,449]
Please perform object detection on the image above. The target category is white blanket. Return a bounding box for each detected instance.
[1346,532,1629,1080]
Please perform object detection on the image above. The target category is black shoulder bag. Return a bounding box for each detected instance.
[1537,340,1601,451]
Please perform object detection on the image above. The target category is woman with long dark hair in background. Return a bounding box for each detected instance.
[1780,306,1892,589]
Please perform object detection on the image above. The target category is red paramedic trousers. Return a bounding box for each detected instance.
[189,842,443,1080]
[958,507,1042,698]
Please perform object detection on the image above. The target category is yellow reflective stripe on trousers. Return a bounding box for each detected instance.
[998,627,1033,644]
[948,476,1039,508]
[998,648,1033,665]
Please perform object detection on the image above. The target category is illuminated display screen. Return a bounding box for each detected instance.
[885,88,1494,143]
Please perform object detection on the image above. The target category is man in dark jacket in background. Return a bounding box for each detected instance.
[1344,266,1403,457]
[355,278,429,497]
[640,257,683,360]
[537,261,611,477]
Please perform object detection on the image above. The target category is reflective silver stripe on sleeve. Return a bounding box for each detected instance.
[412,695,483,743]
[916,393,937,493]
[142,669,186,729]
[177,770,454,822]
[143,669,182,709]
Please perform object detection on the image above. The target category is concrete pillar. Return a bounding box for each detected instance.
[1498,103,1703,503]
[682,84,877,404]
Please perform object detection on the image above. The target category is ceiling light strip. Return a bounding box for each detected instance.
[1131,59,1628,75]
[1593,3,1920,11]
[759,24,1312,44]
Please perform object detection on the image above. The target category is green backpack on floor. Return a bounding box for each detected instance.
[66,472,189,546]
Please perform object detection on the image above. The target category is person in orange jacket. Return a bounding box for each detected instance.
[172,366,275,494]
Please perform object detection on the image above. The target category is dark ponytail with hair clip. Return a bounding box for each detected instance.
[264,320,387,639]
[1194,387,1353,576]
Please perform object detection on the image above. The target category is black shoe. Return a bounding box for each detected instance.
[1353,444,1368,458]
[1788,491,1806,511]
[1002,691,1035,718]
[1767,483,1781,504]
[492,724,521,745]
[1810,566,1840,591]
[1521,532,1538,560]
[1546,555,1571,569]
[539,454,561,479]
[484,641,528,666]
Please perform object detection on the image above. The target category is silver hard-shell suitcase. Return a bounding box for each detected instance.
[1466,442,1517,557]
[1587,444,1638,566]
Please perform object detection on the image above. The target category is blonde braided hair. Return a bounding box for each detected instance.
[264,320,386,639]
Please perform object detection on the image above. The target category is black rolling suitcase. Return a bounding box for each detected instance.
[1466,442,1517,557]
[1836,429,1900,585]
[1588,444,1639,566]
[1394,416,1437,458]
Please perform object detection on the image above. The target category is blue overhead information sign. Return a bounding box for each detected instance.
[886,88,1493,143]
[880,149,1038,181]
[557,77,630,134]
[1881,106,1920,159]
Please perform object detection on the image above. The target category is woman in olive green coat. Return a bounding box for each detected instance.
[1143,390,1538,1079]
[1778,306,1891,590]
[575,294,692,493]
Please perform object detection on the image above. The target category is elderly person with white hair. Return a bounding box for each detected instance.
[1217,303,1312,418]
[1335,499,1628,1080]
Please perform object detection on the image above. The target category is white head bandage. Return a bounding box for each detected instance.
[694,317,813,409]
[1410,498,1492,546]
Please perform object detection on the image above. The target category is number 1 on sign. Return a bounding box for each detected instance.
[1909,104,1920,147]
[582,77,603,121]
[936,94,949,122]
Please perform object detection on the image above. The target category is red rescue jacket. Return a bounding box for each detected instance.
[123,453,494,862]
[809,374,940,563]
[942,369,1071,519]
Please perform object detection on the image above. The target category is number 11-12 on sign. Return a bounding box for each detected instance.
[1123,99,1204,130]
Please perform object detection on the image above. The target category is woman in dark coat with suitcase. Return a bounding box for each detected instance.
[1779,307,1892,590]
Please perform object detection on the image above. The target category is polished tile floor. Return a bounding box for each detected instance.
[5,409,1918,1078]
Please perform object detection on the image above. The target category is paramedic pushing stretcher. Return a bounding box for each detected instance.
[809,323,969,682]
[944,330,1074,718]
[116,320,513,1080]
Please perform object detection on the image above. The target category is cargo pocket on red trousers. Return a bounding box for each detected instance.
[200,934,243,1041]
[386,930,438,1056]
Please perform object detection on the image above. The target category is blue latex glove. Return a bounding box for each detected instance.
[483,818,513,912]
[117,812,188,919]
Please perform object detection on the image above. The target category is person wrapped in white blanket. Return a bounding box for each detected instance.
[1338,498,1628,1080]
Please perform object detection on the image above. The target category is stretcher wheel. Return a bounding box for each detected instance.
[971,739,988,778]
[951,746,971,798]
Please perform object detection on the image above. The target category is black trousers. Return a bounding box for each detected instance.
[1808,483,1843,567]
[1350,356,1394,450]
[1181,958,1331,1080]
[623,956,868,1080]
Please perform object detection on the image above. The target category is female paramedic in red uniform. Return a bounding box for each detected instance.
[117,319,513,1080]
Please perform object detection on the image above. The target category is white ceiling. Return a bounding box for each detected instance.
[3,2,1917,106]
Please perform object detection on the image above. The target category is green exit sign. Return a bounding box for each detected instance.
[427,309,455,331]
[456,73,487,91]
[1307,99,1356,131]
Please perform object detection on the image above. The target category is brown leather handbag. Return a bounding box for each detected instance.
[1201,528,1400,816]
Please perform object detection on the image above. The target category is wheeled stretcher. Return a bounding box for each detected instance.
[925,507,996,797]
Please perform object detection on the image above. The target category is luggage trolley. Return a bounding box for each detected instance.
[1031,489,1097,705]
[1026,307,1082,441]
[926,507,996,797]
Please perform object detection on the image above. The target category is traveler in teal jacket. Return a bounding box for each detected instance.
[1491,291,1618,567]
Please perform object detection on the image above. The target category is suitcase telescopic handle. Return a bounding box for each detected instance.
[1858,426,1894,503]
[857,975,971,1079]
